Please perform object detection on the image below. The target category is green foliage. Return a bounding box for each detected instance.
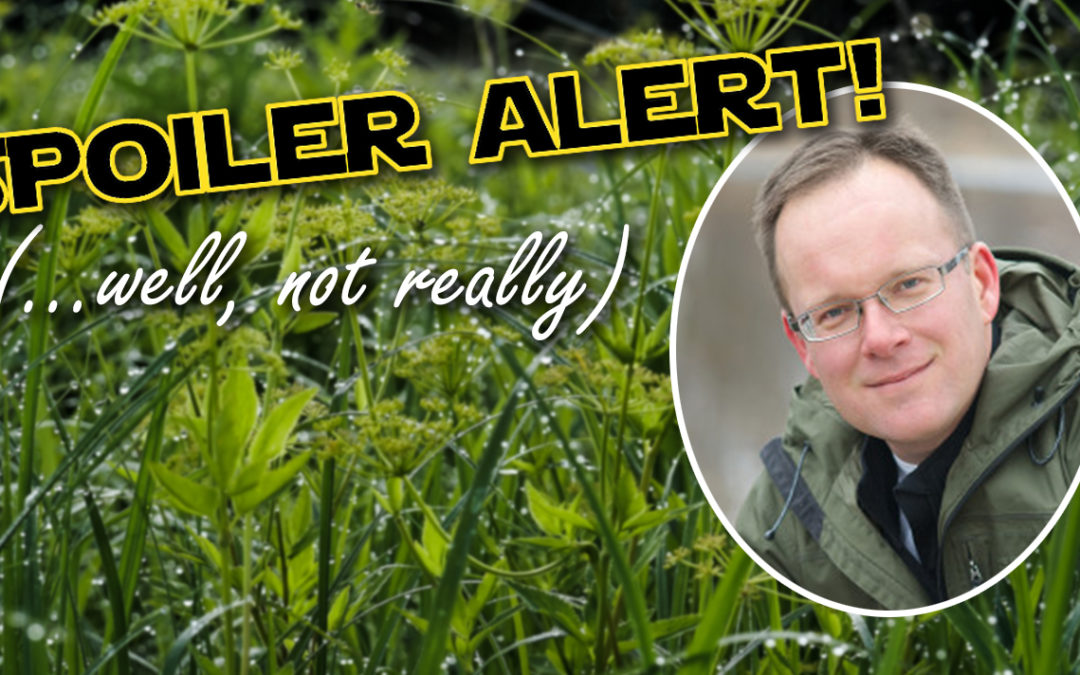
[1,2,1080,675]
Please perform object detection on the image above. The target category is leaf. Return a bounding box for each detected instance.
[661,221,683,278]
[513,536,585,550]
[162,600,247,675]
[287,487,312,546]
[615,466,647,522]
[191,532,224,572]
[944,601,1008,670]
[412,373,523,674]
[213,367,258,488]
[238,191,278,265]
[214,197,245,237]
[525,482,594,535]
[84,491,131,675]
[678,546,754,675]
[289,311,339,335]
[506,580,586,644]
[248,388,317,470]
[421,514,448,576]
[187,202,208,249]
[621,507,675,538]
[639,302,671,362]
[328,589,350,632]
[592,301,633,363]
[233,451,311,514]
[524,482,562,536]
[618,615,701,651]
[464,573,497,633]
[277,238,302,283]
[145,207,189,266]
[148,462,217,518]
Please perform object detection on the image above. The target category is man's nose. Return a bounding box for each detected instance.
[859,296,910,356]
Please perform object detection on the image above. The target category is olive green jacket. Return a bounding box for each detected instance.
[736,249,1080,610]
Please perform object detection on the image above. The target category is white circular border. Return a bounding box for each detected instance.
[670,81,1080,617]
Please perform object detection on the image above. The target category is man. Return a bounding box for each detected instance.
[735,124,1080,610]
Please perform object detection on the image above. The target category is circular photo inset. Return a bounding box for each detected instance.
[672,83,1080,615]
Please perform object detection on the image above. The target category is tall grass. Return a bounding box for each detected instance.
[0,1,1078,674]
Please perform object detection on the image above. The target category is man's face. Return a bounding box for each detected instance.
[775,158,1000,462]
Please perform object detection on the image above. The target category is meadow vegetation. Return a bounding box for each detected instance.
[0,1,1078,673]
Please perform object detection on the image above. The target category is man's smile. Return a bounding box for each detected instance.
[865,358,934,388]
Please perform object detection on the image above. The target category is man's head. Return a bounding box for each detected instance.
[753,125,1000,462]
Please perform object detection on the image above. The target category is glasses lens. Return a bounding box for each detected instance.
[804,301,859,340]
[880,267,945,311]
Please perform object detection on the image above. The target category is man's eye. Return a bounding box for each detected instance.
[891,273,932,295]
[814,304,852,327]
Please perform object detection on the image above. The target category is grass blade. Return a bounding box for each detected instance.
[498,342,658,668]
[83,490,131,675]
[678,547,753,675]
[411,356,523,674]
[162,599,249,675]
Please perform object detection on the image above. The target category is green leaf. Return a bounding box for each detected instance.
[874,616,912,675]
[506,580,586,644]
[615,466,646,521]
[238,191,278,265]
[328,589,350,632]
[191,532,224,572]
[944,600,1008,669]
[289,311,339,335]
[592,301,633,363]
[277,238,302,283]
[213,367,258,488]
[621,507,676,537]
[248,388,317,470]
[639,302,671,362]
[213,197,245,237]
[524,482,562,536]
[233,451,311,514]
[187,202,208,249]
[661,220,683,278]
[148,462,217,518]
[618,615,701,651]
[501,344,656,664]
[421,514,448,576]
[162,600,247,675]
[464,573,497,632]
[678,546,753,675]
[525,482,594,535]
[412,369,523,674]
[287,487,312,546]
[84,491,131,675]
[146,207,189,266]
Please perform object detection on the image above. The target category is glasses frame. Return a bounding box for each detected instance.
[787,245,972,343]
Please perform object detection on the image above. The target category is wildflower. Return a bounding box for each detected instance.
[323,57,350,90]
[586,29,699,68]
[266,46,304,71]
[270,5,303,30]
[369,178,478,233]
[394,332,490,401]
[355,399,453,476]
[373,47,409,79]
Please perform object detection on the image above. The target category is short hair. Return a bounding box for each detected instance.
[752,123,976,312]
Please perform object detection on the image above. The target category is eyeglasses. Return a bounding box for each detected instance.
[787,246,971,342]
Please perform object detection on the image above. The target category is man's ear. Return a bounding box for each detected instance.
[782,310,818,378]
[969,242,1000,324]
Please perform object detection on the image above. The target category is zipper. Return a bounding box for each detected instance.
[967,542,984,587]
[936,376,1080,594]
